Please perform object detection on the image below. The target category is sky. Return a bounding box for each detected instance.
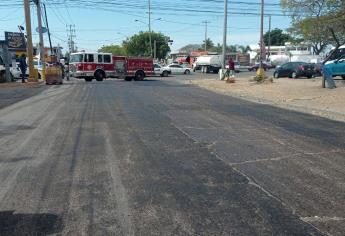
[0,0,292,53]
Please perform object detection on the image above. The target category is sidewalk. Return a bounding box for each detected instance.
[191,75,345,122]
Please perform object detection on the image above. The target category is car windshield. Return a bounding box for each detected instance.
[70,54,84,63]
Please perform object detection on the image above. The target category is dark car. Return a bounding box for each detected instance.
[273,62,315,79]
[312,63,323,77]
[248,63,273,71]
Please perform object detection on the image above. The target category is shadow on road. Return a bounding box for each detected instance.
[0,211,63,235]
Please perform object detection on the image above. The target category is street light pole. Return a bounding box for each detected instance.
[257,0,266,78]
[148,0,153,58]
[268,15,271,60]
[260,0,265,68]
[222,0,228,69]
[35,0,46,81]
[23,0,35,81]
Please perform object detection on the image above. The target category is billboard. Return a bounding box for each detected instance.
[5,32,26,51]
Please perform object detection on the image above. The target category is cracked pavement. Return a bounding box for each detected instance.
[0,76,344,235]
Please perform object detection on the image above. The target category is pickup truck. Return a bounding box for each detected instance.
[325,57,345,79]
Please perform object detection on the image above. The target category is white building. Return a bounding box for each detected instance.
[249,42,324,65]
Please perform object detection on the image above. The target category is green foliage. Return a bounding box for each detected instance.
[281,0,345,59]
[264,28,292,46]
[98,44,127,56]
[123,31,171,59]
[200,38,214,51]
[202,42,250,54]
[289,18,330,54]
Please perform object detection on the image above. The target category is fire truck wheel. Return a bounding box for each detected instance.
[95,70,105,81]
[134,71,145,81]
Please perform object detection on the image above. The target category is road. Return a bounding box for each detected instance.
[0,75,344,235]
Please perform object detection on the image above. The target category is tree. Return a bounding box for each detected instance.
[179,44,201,53]
[264,28,292,46]
[98,44,127,56]
[281,0,345,60]
[200,38,214,51]
[123,31,171,59]
[238,45,251,53]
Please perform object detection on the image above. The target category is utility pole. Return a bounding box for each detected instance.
[257,0,266,77]
[222,0,228,70]
[202,20,210,52]
[3,43,11,82]
[154,40,157,60]
[148,0,153,58]
[268,15,271,60]
[23,0,36,81]
[260,0,265,64]
[34,0,46,81]
[43,3,53,55]
[67,25,76,54]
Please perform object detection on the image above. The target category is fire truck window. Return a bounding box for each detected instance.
[98,55,103,63]
[85,54,94,62]
[104,55,111,63]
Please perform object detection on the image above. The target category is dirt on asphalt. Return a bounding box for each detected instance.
[190,75,345,122]
[0,78,343,235]
[0,82,47,109]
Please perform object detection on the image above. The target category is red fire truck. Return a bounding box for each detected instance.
[69,52,154,81]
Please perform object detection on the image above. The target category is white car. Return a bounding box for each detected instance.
[167,64,192,75]
[10,66,22,79]
[154,63,171,77]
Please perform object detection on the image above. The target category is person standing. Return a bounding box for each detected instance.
[186,56,191,66]
[228,58,235,78]
[19,54,27,83]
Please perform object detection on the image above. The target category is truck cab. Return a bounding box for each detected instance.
[69,52,115,81]
[325,55,345,79]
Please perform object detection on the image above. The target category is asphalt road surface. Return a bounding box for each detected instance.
[0,75,344,235]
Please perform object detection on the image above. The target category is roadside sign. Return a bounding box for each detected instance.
[4,32,26,51]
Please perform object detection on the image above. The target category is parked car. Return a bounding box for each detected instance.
[325,56,345,79]
[167,64,192,75]
[273,62,315,78]
[312,63,323,77]
[248,63,273,71]
[154,63,171,77]
[0,56,17,81]
[10,66,21,79]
